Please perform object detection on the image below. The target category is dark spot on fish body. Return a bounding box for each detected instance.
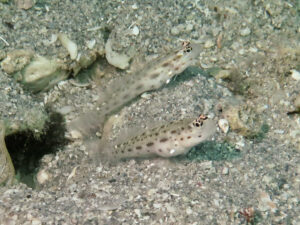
[123,94,130,99]
[162,62,170,67]
[146,142,154,147]
[158,149,162,152]
[150,73,160,79]
[135,84,144,90]
[127,148,132,152]
[160,138,168,143]
[173,54,182,61]
[133,137,141,142]
[198,135,202,138]
[181,127,185,130]
[180,137,184,141]
[155,132,159,136]
[187,136,191,139]
[171,130,177,134]
[140,136,146,141]
[136,146,142,150]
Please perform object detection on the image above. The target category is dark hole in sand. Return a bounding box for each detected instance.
[5,111,68,188]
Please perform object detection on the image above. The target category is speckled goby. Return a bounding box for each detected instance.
[71,41,201,137]
[91,115,216,162]
[98,41,201,116]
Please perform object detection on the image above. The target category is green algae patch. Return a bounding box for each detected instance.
[184,141,241,161]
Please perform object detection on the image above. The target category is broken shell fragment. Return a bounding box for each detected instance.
[105,39,130,69]
[36,169,50,184]
[218,118,229,133]
[58,33,78,60]
[21,56,69,92]
[291,69,300,81]
[86,39,96,50]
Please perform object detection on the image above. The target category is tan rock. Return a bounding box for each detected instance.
[0,121,15,186]
[1,49,34,74]
[15,0,35,10]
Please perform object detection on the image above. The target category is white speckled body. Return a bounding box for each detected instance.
[100,42,201,117]
[72,42,201,137]
[96,115,216,161]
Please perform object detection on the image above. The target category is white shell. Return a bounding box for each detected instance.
[131,25,140,36]
[218,119,229,133]
[291,69,300,81]
[58,33,78,60]
[105,39,130,69]
[36,169,50,184]
[86,39,96,49]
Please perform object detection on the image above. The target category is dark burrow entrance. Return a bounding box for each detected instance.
[5,111,68,188]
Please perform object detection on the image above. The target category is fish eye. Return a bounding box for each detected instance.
[193,121,203,127]
[184,47,192,53]
[193,114,207,127]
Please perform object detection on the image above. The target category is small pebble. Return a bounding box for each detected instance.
[186,23,194,32]
[200,161,213,170]
[204,40,214,48]
[240,27,251,36]
[153,203,162,209]
[186,207,193,215]
[291,69,300,81]
[235,139,245,149]
[238,49,245,55]
[215,70,231,80]
[16,0,35,10]
[70,130,83,139]
[222,167,229,175]
[31,218,42,225]
[171,27,180,35]
[134,209,142,217]
[131,26,140,36]
[86,39,96,49]
[36,169,50,184]
[132,3,138,9]
[166,203,176,213]
[274,129,284,134]
[57,106,73,115]
[218,119,229,133]
[141,92,152,100]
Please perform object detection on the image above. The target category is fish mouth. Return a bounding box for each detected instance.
[200,119,217,139]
